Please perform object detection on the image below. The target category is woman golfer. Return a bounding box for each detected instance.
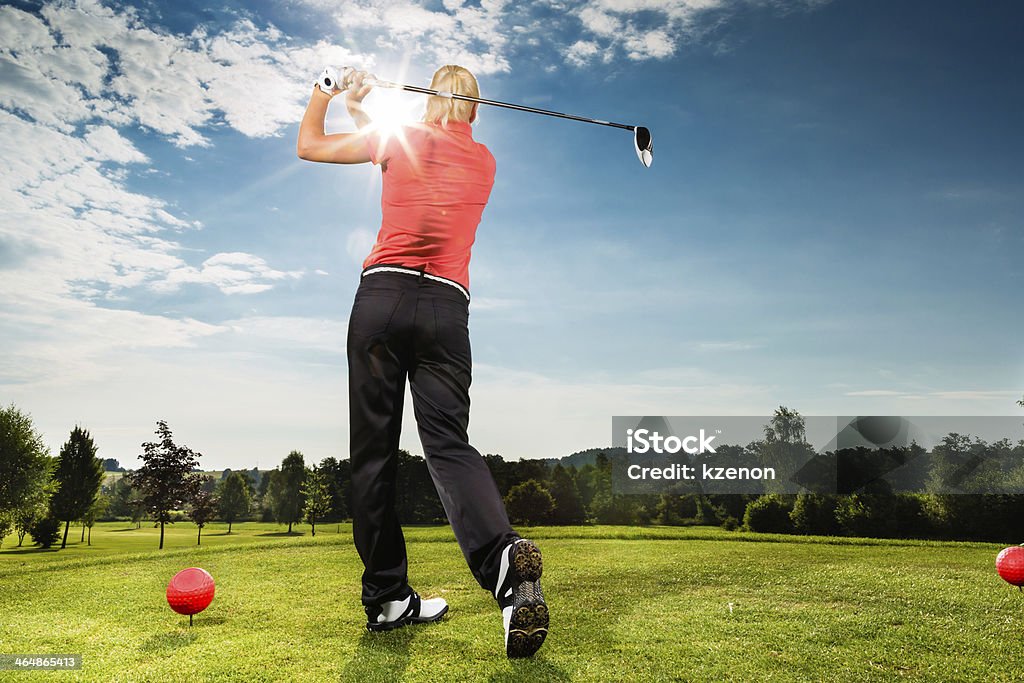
[297,65,548,658]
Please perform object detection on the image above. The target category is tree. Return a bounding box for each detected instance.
[128,421,203,549]
[12,464,54,547]
[29,516,62,549]
[0,513,11,549]
[319,457,350,521]
[128,485,146,529]
[575,462,599,511]
[82,494,109,546]
[504,479,554,525]
[484,454,511,496]
[753,407,815,494]
[302,464,332,536]
[258,468,273,499]
[547,465,586,524]
[589,488,640,525]
[270,451,306,533]
[585,453,640,525]
[654,494,699,526]
[395,450,445,524]
[790,494,839,535]
[0,405,51,519]
[743,494,794,533]
[14,503,43,547]
[50,426,104,550]
[260,469,278,522]
[217,472,251,533]
[189,489,218,546]
[106,476,134,519]
[764,406,806,443]
[508,459,550,492]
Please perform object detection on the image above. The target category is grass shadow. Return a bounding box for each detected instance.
[488,657,571,683]
[257,532,306,537]
[0,546,59,555]
[339,628,414,683]
[109,527,142,533]
[139,629,199,654]
[140,613,226,654]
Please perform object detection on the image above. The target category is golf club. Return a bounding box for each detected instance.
[317,67,653,168]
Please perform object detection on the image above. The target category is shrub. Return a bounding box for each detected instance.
[790,494,840,535]
[29,517,62,549]
[835,494,910,538]
[743,494,794,533]
[504,480,554,525]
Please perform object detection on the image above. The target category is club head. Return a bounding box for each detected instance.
[634,126,653,168]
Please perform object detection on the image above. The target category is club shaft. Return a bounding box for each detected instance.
[368,79,637,132]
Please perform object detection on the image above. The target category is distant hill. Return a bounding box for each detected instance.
[107,452,618,482]
[540,447,628,469]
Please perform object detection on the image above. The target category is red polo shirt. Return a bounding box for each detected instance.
[363,120,496,291]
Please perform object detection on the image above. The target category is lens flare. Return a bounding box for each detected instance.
[362,89,421,149]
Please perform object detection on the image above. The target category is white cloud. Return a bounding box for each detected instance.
[0,4,372,307]
[845,390,905,397]
[0,290,224,388]
[0,0,841,467]
[346,228,378,264]
[929,390,1020,401]
[0,2,374,420]
[290,0,828,76]
[460,363,777,459]
[15,2,366,147]
[846,389,1020,401]
[566,40,601,67]
[301,0,511,76]
[224,315,348,353]
[624,29,676,60]
[579,6,622,36]
[470,297,523,312]
[156,253,304,296]
[696,340,760,352]
[561,0,827,67]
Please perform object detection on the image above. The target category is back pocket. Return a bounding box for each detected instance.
[349,291,404,338]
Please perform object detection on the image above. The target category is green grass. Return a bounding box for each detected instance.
[1,523,1021,681]
[0,520,352,564]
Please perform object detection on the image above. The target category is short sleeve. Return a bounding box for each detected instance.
[365,129,397,166]
[364,130,383,166]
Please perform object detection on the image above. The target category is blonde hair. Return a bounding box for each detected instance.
[424,65,479,126]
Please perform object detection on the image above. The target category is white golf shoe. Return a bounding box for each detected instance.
[494,539,548,658]
[365,591,448,632]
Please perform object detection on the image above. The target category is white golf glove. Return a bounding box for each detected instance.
[316,67,355,96]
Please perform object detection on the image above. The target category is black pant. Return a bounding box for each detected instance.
[347,268,518,606]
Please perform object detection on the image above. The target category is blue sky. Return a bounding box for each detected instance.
[1,0,1021,469]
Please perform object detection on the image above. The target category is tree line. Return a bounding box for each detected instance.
[3,401,1023,549]
[0,409,336,550]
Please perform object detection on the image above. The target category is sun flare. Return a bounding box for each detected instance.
[362,88,421,148]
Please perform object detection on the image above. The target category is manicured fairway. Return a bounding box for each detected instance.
[1,524,1021,681]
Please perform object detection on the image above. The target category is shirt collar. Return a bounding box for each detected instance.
[430,119,473,137]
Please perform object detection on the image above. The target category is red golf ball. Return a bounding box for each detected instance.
[996,546,1024,587]
[166,567,215,615]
